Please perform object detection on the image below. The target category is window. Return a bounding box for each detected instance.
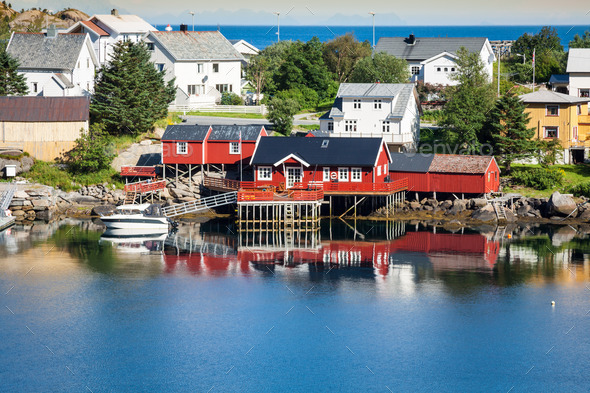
[436,67,441,72]
[156,63,164,72]
[338,167,349,182]
[377,166,381,176]
[197,63,203,73]
[382,121,390,132]
[411,66,420,75]
[213,63,219,72]
[229,142,240,154]
[546,105,559,116]
[544,126,558,138]
[444,67,448,72]
[177,142,187,155]
[580,89,590,98]
[321,140,329,148]
[258,166,272,181]
[351,168,361,182]
[577,105,582,115]
[188,84,204,95]
[374,99,382,109]
[32,82,38,93]
[451,67,456,72]
[323,167,331,182]
[345,120,357,132]
[327,121,334,131]
[216,84,232,93]
[146,42,155,51]
[353,99,361,109]
[86,58,90,68]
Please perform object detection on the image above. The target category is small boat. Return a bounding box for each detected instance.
[99,203,171,230]
[100,229,168,254]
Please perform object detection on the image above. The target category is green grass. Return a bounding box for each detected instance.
[293,124,320,133]
[421,109,444,124]
[24,161,124,192]
[504,164,590,197]
[172,111,265,119]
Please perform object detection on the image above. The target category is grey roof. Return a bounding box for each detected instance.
[251,137,384,167]
[7,33,87,70]
[519,90,590,104]
[566,48,590,73]
[150,31,244,61]
[375,36,488,61]
[337,83,408,98]
[54,73,74,88]
[549,74,569,84]
[161,125,210,141]
[389,153,434,173]
[208,125,265,141]
[389,85,414,118]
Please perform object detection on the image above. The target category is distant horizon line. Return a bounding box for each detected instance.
[149,23,582,27]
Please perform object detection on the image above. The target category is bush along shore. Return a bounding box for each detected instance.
[370,191,590,225]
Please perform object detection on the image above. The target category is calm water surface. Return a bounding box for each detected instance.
[0,219,589,392]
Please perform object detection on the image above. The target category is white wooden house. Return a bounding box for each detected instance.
[144,27,244,108]
[375,35,495,86]
[319,83,421,153]
[6,27,98,97]
[566,48,590,99]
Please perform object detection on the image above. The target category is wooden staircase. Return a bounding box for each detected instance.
[493,201,507,221]
[124,191,137,205]
[162,191,237,218]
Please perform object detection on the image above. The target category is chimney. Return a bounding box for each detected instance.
[408,34,416,45]
[46,24,57,38]
[179,24,188,32]
[111,9,119,16]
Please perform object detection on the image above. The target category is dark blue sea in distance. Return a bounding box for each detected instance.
[153,24,589,50]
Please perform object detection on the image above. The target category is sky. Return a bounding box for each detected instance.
[9,0,590,26]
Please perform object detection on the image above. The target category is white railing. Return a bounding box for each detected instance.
[169,105,266,115]
[331,132,415,144]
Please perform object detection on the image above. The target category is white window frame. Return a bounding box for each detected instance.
[213,63,219,73]
[323,167,330,182]
[229,142,241,155]
[377,166,381,176]
[382,121,390,132]
[345,120,357,132]
[374,99,382,109]
[156,63,164,72]
[197,63,203,73]
[177,142,188,155]
[351,167,362,182]
[546,104,559,116]
[579,88,590,98]
[410,66,420,75]
[338,167,349,182]
[146,42,155,51]
[353,99,361,109]
[328,121,334,131]
[257,166,272,181]
[543,126,559,139]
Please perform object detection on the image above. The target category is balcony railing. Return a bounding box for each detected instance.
[121,166,157,177]
[124,180,166,193]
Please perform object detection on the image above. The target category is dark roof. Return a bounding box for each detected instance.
[208,125,264,141]
[375,36,488,61]
[549,74,569,84]
[7,32,88,70]
[251,137,384,167]
[161,125,210,141]
[0,97,89,122]
[389,153,434,173]
[429,155,495,174]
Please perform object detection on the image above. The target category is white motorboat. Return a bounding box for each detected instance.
[99,203,170,230]
[100,229,168,254]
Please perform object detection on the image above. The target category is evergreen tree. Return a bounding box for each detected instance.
[61,123,114,174]
[489,91,537,173]
[569,31,590,48]
[349,52,410,84]
[91,41,175,136]
[441,47,495,153]
[0,48,28,96]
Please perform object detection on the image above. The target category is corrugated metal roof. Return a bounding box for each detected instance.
[150,31,244,61]
[161,125,210,141]
[208,125,264,141]
[428,155,494,174]
[389,153,434,173]
[566,48,590,73]
[7,32,87,70]
[251,137,383,167]
[0,96,89,122]
[375,36,488,61]
[519,90,590,104]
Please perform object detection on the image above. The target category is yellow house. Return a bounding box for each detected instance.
[520,90,590,164]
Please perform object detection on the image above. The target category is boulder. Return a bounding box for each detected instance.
[471,198,488,209]
[92,205,116,217]
[516,204,531,216]
[32,199,51,208]
[449,199,467,215]
[548,192,577,217]
[14,190,29,199]
[578,208,590,221]
[409,201,421,210]
[471,205,497,222]
[139,140,152,146]
[12,209,25,217]
[440,200,452,210]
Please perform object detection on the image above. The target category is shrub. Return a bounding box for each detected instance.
[276,87,319,110]
[61,123,115,174]
[511,167,565,190]
[220,92,243,105]
[267,97,300,136]
[567,181,590,197]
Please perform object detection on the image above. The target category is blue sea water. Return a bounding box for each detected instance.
[0,220,589,392]
[153,24,590,50]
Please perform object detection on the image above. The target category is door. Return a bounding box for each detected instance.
[286,167,302,188]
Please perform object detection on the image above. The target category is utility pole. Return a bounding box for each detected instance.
[188,11,195,31]
[369,11,376,54]
[273,12,280,42]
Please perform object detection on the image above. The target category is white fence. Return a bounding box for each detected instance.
[169,105,266,115]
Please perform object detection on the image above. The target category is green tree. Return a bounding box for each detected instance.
[510,27,565,83]
[323,33,372,83]
[246,54,269,104]
[276,87,318,110]
[569,31,590,48]
[267,97,300,136]
[441,47,495,153]
[90,41,175,136]
[255,40,292,94]
[489,91,537,173]
[61,123,114,174]
[349,52,410,83]
[0,48,28,95]
[220,92,242,105]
